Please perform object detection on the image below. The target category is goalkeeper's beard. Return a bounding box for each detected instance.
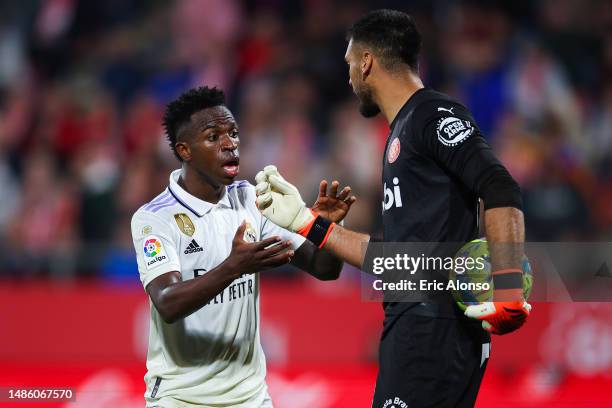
[356,85,381,118]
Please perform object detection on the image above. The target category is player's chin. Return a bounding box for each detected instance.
[220,164,240,184]
[359,101,381,118]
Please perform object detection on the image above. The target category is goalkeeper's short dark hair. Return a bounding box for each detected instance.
[163,86,226,161]
[347,9,422,73]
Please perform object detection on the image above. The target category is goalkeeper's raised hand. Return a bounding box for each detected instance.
[255,165,345,248]
[255,165,316,232]
[312,180,356,223]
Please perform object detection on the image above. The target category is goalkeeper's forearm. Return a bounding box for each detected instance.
[484,206,525,301]
[484,207,525,270]
[321,224,371,269]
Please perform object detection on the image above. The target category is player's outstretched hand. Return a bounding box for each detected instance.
[225,221,294,275]
[255,165,315,232]
[465,301,531,335]
[312,180,356,223]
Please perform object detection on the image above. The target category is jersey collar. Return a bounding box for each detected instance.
[390,86,429,131]
[168,169,232,217]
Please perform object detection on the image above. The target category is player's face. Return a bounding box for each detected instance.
[345,39,381,118]
[181,106,240,186]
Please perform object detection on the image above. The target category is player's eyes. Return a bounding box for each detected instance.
[205,127,237,141]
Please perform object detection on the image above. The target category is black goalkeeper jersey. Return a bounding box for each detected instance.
[379,88,519,317]
[382,87,505,243]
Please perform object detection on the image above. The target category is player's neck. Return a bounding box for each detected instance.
[179,166,224,204]
[377,74,424,125]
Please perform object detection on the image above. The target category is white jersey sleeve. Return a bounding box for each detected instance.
[131,210,182,288]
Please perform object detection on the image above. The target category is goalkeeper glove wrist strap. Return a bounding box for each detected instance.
[492,268,523,289]
[492,268,523,301]
[298,211,336,248]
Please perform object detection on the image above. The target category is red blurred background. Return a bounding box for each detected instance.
[1,0,611,406]
[1,279,611,407]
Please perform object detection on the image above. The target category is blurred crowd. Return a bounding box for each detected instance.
[0,0,611,281]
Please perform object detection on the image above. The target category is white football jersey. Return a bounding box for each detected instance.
[131,169,305,408]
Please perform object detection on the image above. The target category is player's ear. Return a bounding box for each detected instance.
[176,142,192,162]
[361,51,373,80]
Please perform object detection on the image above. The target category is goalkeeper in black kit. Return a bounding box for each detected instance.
[255,9,531,408]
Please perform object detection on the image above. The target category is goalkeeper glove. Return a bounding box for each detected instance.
[465,268,531,335]
[255,165,335,248]
[465,301,531,335]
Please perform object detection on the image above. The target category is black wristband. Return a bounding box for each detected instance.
[306,215,333,248]
[493,271,523,290]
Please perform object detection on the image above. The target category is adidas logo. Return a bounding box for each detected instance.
[184,239,204,254]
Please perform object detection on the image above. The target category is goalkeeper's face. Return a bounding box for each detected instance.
[345,39,381,118]
[178,106,240,186]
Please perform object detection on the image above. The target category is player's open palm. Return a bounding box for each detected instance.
[312,180,356,223]
[226,222,294,274]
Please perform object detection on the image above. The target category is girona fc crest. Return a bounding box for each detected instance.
[387,137,401,164]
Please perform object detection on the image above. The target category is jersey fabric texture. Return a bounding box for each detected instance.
[131,169,305,408]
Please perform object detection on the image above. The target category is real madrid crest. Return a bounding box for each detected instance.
[174,213,195,236]
[243,222,257,243]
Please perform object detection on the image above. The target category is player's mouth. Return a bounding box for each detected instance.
[221,157,240,177]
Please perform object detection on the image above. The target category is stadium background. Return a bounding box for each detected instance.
[0,0,611,406]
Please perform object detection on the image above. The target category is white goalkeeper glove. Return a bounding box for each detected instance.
[255,165,315,233]
[255,165,337,248]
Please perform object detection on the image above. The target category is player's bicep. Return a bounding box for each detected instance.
[146,271,182,305]
[421,115,521,210]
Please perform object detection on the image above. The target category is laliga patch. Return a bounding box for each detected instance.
[387,137,401,164]
[142,235,169,270]
[437,116,474,146]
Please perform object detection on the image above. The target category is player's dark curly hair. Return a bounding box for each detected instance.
[347,9,422,73]
[163,86,226,161]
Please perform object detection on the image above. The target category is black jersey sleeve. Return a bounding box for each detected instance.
[413,101,522,211]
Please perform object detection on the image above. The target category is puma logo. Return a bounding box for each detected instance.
[437,107,455,114]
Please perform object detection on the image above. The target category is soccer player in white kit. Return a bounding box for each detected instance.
[130,87,355,408]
